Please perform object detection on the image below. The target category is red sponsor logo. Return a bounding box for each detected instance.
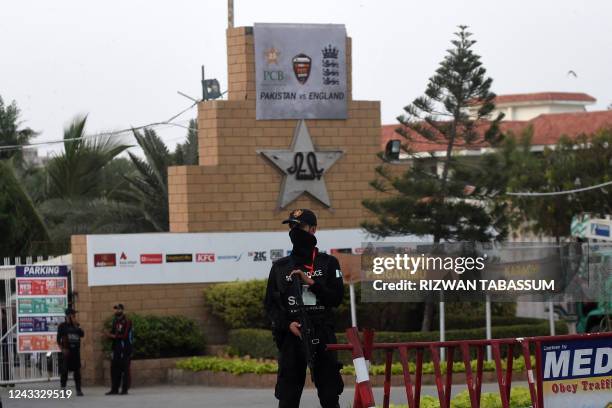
[140,254,163,264]
[120,252,127,260]
[94,253,116,267]
[196,253,215,263]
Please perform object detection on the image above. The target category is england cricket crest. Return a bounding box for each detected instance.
[292,54,312,84]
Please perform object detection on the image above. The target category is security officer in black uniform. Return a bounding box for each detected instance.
[264,209,344,408]
[56,308,84,396]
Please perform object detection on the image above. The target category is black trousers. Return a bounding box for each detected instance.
[275,326,343,408]
[110,352,131,393]
[59,352,81,391]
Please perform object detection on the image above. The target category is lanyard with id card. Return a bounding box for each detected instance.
[300,248,318,306]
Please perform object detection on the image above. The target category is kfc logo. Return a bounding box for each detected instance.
[196,253,215,263]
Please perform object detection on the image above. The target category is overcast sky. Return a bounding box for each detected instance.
[2,0,611,156]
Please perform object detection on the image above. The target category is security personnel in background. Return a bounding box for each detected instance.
[56,308,84,396]
[264,209,345,408]
[104,304,132,395]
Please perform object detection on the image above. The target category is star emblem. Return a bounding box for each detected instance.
[258,120,344,209]
[264,47,280,65]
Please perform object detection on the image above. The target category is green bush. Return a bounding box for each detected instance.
[228,328,277,359]
[175,356,534,406]
[341,355,534,376]
[204,280,269,329]
[444,316,543,330]
[176,356,277,375]
[203,280,526,333]
[103,314,205,359]
[388,387,532,408]
[176,355,534,376]
[228,321,567,364]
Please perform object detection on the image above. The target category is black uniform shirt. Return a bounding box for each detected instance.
[56,322,84,351]
[264,250,344,333]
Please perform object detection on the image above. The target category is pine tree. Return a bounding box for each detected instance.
[362,26,506,331]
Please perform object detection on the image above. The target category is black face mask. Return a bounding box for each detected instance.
[289,227,317,263]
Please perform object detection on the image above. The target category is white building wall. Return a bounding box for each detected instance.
[469,100,591,121]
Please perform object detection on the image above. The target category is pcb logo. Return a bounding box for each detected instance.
[292,54,311,84]
[265,47,280,65]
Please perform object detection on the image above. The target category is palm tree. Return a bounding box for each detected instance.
[124,122,198,231]
[173,119,199,165]
[39,116,135,244]
[45,115,129,199]
[0,96,37,165]
[0,161,49,256]
[124,128,173,231]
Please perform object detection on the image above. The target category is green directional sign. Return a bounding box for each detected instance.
[17,297,66,315]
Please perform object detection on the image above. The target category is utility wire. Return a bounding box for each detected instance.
[507,180,612,197]
[0,101,199,152]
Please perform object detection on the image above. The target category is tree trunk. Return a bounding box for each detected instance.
[421,302,435,332]
[421,234,441,332]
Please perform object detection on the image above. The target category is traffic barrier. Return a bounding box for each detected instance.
[328,329,612,408]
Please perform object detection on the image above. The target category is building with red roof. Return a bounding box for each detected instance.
[382,92,612,158]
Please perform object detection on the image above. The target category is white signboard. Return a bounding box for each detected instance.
[86,229,426,287]
[254,23,348,120]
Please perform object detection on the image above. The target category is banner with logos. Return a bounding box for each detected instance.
[86,229,426,287]
[15,265,69,353]
[254,23,347,120]
[541,336,612,407]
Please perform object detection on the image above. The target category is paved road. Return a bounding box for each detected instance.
[0,382,516,408]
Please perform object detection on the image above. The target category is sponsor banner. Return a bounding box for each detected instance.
[17,297,67,316]
[141,254,163,264]
[86,230,426,286]
[18,334,59,353]
[18,316,62,333]
[118,252,137,267]
[17,278,67,296]
[270,249,284,261]
[166,254,193,263]
[196,253,215,263]
[541,337,612,407]
[94,253,116,267]
[16,265,68,278]
[254,23,347,120]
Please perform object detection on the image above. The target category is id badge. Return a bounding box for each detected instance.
[302,285,317,306]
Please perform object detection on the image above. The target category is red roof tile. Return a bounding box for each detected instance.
[493,92,596,104]
[381,110,612,153]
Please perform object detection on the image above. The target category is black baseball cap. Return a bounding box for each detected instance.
[65,308,77,316]
[113,304,124,310]
[282,209,317,226]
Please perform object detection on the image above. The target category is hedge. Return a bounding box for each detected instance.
[228,321,567,364]
[228,328,276,360]
[176,355,532,375]
[204,280,518,332]
[389,388,532,408]
[443,316,543,331]
[177,356,277,375]
[204,280,269,329]
[103,314,206,359]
